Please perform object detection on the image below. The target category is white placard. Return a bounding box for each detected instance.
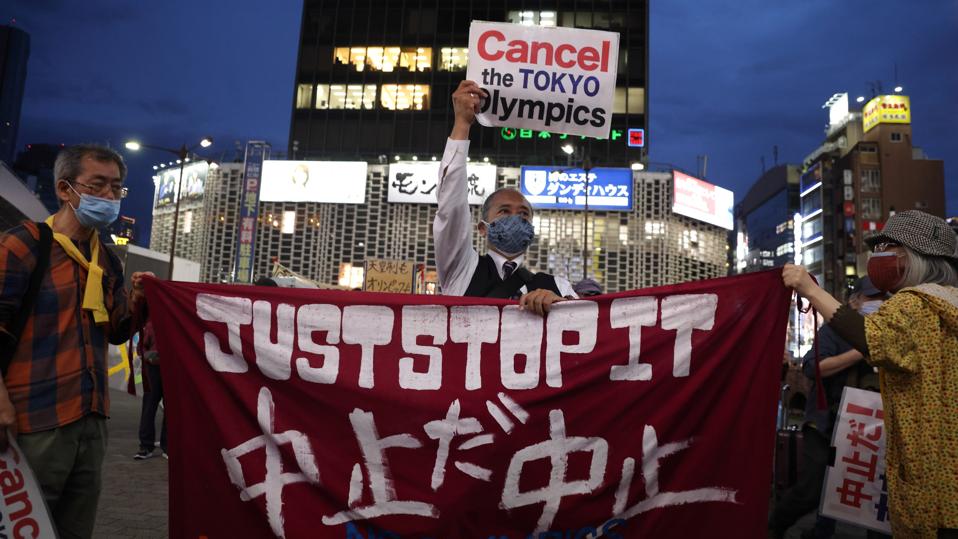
[388,162,496,205]
[672,170,734,230]
[260,161,367,203]
[820,387,892,534]
[0,438,58,537]
[466,21,619,138]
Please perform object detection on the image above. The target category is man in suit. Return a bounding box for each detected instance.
[433,80,577,315]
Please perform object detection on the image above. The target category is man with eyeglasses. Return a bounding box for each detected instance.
[0,144,152,538]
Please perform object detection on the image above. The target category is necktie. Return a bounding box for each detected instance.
[502,261,517,280]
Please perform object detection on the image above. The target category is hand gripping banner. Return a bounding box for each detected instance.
[144,270,790,538]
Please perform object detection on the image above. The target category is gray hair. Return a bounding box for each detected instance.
[54,144,128,184]
[481,187,530,222]
[899,246,958,288]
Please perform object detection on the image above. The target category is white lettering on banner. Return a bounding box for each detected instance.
[295,304,341,384]
[660,295,718,377]
[499,306,544,390]
[545,301,598,387]
[423,400,487,491]
[193,293,718,389]
[449,306,500,390]
[341,306,395,389]
[323,409,438,525]
[399,306,448,390]
[253,301,296,380]
[608,297,658,381]
[501,409,609,532]
[197,294,251,373]
[221,387,321,539]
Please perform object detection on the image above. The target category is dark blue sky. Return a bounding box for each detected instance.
[5,0,956,244]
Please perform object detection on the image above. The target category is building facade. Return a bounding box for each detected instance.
[154,163,729,293]
[733,164,800,273]
[799,93,945,297]
[0,25,29,165]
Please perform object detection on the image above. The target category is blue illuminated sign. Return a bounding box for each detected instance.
[519,166,633,211]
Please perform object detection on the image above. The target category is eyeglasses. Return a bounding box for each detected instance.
[73,180,129,199]
[874,242,903,254]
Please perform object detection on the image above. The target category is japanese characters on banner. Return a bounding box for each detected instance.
[467,21,619,138]
[235,141,269,284]
[0,440,57,537]
[520,166,633,211]
[389,162,495,205]
[820,387,892,534]
[363,258,415,293]
[145,270,790,539]
[862,95,911,133]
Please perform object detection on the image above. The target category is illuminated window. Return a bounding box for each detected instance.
[861,197,882,220]
[507,11,556,27]
[613,88,645,114]
[296,84,312,109]
[333,47,431,72]
[440,47,469,71]
[381,84,430,110]
[861,169,881,192]
[183,210,193,234]
[282,211,296,234]
[315,84,377,110]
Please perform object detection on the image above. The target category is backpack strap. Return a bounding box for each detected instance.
[0,222,53,376]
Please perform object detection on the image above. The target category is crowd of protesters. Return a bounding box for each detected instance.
[1,85,955,538]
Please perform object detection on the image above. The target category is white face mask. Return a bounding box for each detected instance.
[859,300,883,315]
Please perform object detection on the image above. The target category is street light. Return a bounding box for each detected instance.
[894,86,903,93]
[856,96,865,103]
[631,162,645,171]
[124,136,214,279]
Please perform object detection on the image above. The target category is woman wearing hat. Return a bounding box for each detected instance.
[783,210,958,539]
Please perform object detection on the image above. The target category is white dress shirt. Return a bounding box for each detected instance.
[433,138,577,298]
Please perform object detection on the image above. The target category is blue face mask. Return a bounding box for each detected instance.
[69,185,121,229]
[482,214,534,256]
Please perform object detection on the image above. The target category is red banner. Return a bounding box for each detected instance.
[144,270,790,538]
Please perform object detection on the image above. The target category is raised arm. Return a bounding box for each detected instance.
[433,80,485,295]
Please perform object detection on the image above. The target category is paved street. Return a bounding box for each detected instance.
[94,389,168,538]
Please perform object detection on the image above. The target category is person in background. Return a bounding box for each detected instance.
[0,144,151,538]
[573,278,603,297]
[783,210,958,539]
[134,320,166,460]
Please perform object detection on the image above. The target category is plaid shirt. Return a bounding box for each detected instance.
[0,221,134,433]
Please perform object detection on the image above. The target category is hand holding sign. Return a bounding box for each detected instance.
[451,80,487,140]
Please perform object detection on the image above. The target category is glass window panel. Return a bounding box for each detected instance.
[296,84,312,109]
[613,87,646,114]
[440,47,469,71]
[333,46,431,72]
[324,84,377,109]
[381,84,430,110]
[508,11,556,27]
[315,84,330,109]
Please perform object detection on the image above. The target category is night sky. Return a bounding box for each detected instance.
[5,0,956,246]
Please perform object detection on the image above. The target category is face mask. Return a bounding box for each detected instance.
[867,252,903,292]
[68,184,121,229]
[482,215,534,257]
[859,300,883,315]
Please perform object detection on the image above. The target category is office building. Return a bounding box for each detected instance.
[0,25,29,165]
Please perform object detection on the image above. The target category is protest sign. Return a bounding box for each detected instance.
[467,21,619,138]
[145,270,790,538]
[820,387,892,534]
[363,259,416,293]
[0,439,57,537]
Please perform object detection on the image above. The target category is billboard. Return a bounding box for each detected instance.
[260,161,367,203]
[519,166,632,211]
[153,162,209,208]
[862,95,910,133]
[388,162,495,204]
[672,170,734,230]
[234,141,269,284]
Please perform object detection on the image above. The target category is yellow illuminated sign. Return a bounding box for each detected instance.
[862,95,910,132]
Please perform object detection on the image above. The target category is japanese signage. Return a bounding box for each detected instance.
[672,170,734,230]
[363,258,415,293]
[153,162,209,208]
[820,388,892,534]
[862,95,910,133]
[234,141,268,284]
[0,440,57,537]
[467,21,619,138]
[260,161,367,203]
[144,270,791,538]
[627,128,645,147]
[499,127,635,144]
[388,162,495,205]
[520,166,633,211]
